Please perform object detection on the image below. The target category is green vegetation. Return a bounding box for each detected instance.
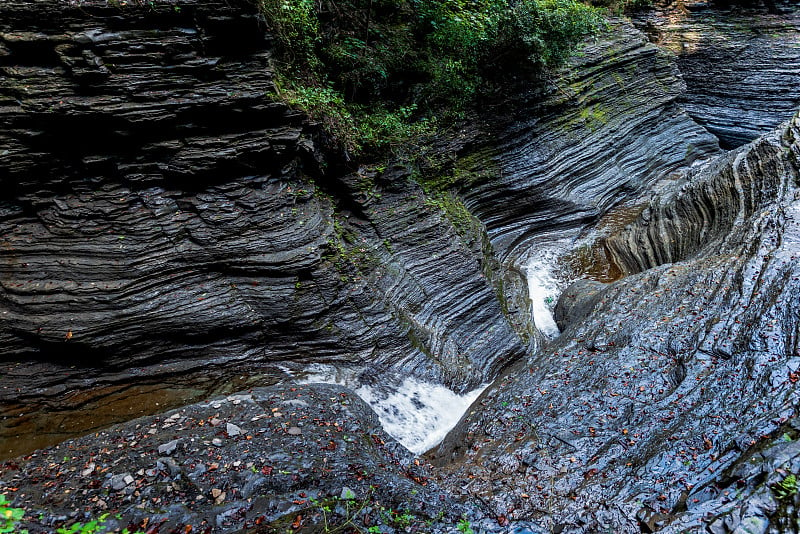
[457,516,475,534]
[589,0,652,14]
[0,498,145,534]
[772,472,798,501]
[424,192,480,243]
[324,219,378,280]
[1,495,26,534]
[261,0,605,159]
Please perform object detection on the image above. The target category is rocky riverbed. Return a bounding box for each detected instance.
[2,0,800,532]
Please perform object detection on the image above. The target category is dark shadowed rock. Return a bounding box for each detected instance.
[635,0,800,148]
[0,0,525,457]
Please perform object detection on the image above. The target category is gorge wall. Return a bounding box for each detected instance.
[0,0,526,457]
[0,0,717,459]
[634,0,800,148]
[2,0,800,533]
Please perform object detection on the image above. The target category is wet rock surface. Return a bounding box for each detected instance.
[433,111,800,533]
[634,0,800,148]
[1,383,465,533]
[1,0,800,532]
[465,21,720,262]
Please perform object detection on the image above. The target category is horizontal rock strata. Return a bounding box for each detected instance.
[635,0,800,148]
[0,0,525,458]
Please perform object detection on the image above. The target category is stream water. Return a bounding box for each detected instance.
[522,238,574,339]
[296,364,486,455]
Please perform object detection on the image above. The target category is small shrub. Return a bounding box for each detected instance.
[457,516,474,534]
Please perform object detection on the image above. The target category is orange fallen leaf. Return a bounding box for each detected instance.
[292,515,303,529]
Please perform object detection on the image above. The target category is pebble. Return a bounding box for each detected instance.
[287,427,302,435]
[80,462,95,477]
[226,423,242,437]
[212,438,223,447]
[211,488,226,504]
[110,473,133,491]
[158,439,179,455]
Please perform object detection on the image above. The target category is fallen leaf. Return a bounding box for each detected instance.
[292,515,303,529]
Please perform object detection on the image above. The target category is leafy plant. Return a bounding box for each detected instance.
[1,495,27,534]
[57,514,110,534]
[260,0,320,64]
[457,516,474,534]
[772,473,798,501]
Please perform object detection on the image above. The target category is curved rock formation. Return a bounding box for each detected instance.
[634,0,800,148]
[0,0,526,458]
[0,0,723,459]
[433,111,800,533]
[461,22,720,262]
[3,0,800,532]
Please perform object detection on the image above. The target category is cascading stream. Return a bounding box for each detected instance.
[522,238,576,339]
[296,364,487,454]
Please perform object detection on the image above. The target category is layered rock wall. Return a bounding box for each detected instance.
[0,0,525,457]
[635,0,800,148]
[434,111,800,533]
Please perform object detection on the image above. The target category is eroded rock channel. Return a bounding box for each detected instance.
[1,0,800,533]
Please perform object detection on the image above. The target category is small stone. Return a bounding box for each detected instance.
[212,438,223,447]
[96,499,107,510]
[110,473,131,491]
[123,474,135,486]
[211,488,226,504]
[157,457,180,475]
[226,423,242,437]
[158,439,179,455]
[212,403,222,409]
[80,462,95,477]
[209,418,222,427]
[287,427,302,435]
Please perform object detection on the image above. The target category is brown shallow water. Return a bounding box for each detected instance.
[0,371,279,460]
[561,201,649,283]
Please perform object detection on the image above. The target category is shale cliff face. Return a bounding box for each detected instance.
[435,111,800,533]
[0,1,717,460]
[0,0,525,456]
[3,0,800,533]
[465,22,719,261]
[635,0,800,148]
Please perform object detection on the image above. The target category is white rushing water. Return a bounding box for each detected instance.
[523,240,572,339]
[297,365,486,455]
